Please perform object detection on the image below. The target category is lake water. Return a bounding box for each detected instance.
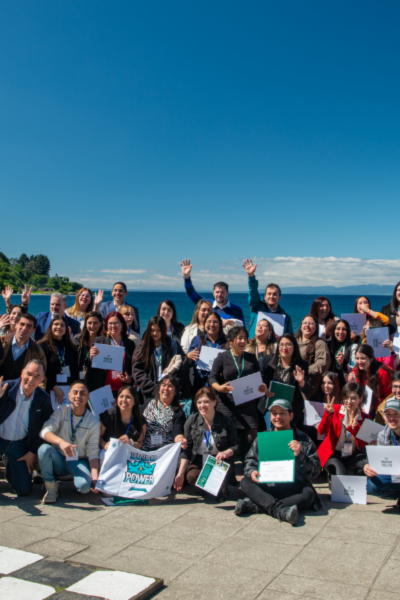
[1,291,392,334]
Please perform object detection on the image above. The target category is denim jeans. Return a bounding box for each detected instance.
[0,437,32,497]
[367,475,400,500]
[38,444,92,494]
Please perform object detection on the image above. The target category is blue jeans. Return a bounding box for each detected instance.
[367,475,400,500]
[38,444,92,494]
[0,437,32,497]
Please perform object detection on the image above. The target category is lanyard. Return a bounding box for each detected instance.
[55,346,65,366]
[125,415,133,436]
[391,432,399,446]
[336,345,345,358]
[230,350,244,378]
[70,409,86,442]
[206,336,219,349]
[111,338,123,347]
[168,324,172,337]
[154,347,162,366]
[204,427,213,451]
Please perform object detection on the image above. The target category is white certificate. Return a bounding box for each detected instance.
[341,313,367,335]
[304,400,325,426]
[196,456,229,496]
[259,460,294,483]
[92,343,124,371]
[363,385,374,415]
[50,386,70,411]
[393,333,400,353]
[366,327,390,358]
[230,372,263,406]
[356,419,384,444]
[89,385,114,416]
[331,475,367,505]
[318,324,326,338]
[366,446,400,475]
[198,346,225,372]
[257,312,286,337]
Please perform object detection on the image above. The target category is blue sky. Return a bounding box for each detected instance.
[1,1,399,290]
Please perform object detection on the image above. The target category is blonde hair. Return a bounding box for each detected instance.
[67,288,93,318]
[189,299,213,326]
[118,305,138,330]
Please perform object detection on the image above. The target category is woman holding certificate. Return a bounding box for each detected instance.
[209,326,268,454]
[87,311,136,395]
[295,314,331,398]
[73,311,103,381]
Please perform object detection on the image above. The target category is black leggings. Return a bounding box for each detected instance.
[241,475,314,513]
[324,452,367,476]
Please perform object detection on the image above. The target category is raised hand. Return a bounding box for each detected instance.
[293,365,305,387]
[350,331,357,342]
[21,285,32,305]
[1,286,13,302]
[180,259,192,279]
[89,346,100,360]
[348,371,357,383]
[0,314,10,330]
[364,464,378,478]
[94,289,104,308]
[325,395,335,414]
[242,258,257,278]
[0,376,9,398]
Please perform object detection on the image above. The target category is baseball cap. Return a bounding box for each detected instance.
[383,398,400,413]
[269,399,292,412]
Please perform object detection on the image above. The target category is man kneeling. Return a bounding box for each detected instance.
[38,381,100,503]
[235,400,322,525]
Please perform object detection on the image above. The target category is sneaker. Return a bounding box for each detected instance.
[274,504,299,526]
[32,470,43,484]
[234,497,259,516]
[42,481,59,504]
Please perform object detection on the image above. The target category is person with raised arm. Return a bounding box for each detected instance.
[34,292,81,341]
[66,287,103,325]
[242,258,293,339]
[0,305,23,337]
[0,360,52,496]
[38,380,100,503]
[99,282,140,334]
[181,299,213,354]
[0,314,47,384]
[180,259,245,325]
[1,285,32,315]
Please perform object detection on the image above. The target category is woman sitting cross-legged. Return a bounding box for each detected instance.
[174,387,239,502]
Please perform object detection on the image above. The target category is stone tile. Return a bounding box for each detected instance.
[368,591,400,600]
[60,523,141,561]
[181,503,240,522]
[157,513,247,541]
[0,521,59,550]
[284,536,391,586]
[11,558,93,588]
[134,532,223,558]
[203,536,301,572]
[92,503,194,533]
[0,508,20,523]
[34,503,116,523]
[373,559,400,594]
[328,509,400,534]
[24,539,89,559]
[266,573,369,600]
[0,546,43,575]
[10,514,82,532]
[319,522,398,546]
[257,592,317,600]
[47,592,102,600]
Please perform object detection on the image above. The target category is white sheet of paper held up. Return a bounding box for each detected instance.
[304,400,325,426]
[256,312,286,337]
[50,386,70,411]
[88,385,114,417]
[198,346,225,372]
[92,343,124,371]
[356,419,384,444]
[230,372,264,406]
[366,446,400,475]
[341,313,367,335]
[259,460,294,483]
[363,386,374,415]
[366,327,390,359]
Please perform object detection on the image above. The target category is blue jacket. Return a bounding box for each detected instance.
[247,276,293,338]
[0,378,53,454]
[99,301,140,334]
[34,312,81,342]
[183,276,245,324]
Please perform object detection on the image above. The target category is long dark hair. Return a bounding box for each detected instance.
[270,333,303,371]
[155,374,181,411]
[199,312,227,347]
[354,296,371,314]
[295,314,320,364]
[39,315,77,354]
[355,344,393,397]
[157,299,179,326]
[310,297,336,323]
[80,311,103,348]
[330,319,352,356]
[320,371,341,403]
[389,283,400,314]
[114,385,143,441]
[134,316,169,371]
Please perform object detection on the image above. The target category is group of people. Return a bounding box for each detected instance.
[1,260,400,527]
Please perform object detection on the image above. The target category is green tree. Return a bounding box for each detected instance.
[18,253,29,268]
[34,255,50,276]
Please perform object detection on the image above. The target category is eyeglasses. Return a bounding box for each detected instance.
[393,385,400,390]
[279,344,293,349]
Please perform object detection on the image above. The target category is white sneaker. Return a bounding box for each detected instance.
[43,481,59,503]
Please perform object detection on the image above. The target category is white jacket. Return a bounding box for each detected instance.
[180,318,243,354]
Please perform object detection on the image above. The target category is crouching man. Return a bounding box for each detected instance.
[38,381,100,503]
[235,399,322,525]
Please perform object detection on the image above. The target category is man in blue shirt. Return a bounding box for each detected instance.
[99,282,140,334]
[34,293,81,341]
[180,259,245,324]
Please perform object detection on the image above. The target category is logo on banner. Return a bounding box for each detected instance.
[124,456,156,486]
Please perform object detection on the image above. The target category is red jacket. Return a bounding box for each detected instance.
[350,366,392,409]
[317,405,367,467]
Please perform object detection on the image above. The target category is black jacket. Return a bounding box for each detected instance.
[0,378,52,454]
[244,426,322,511]
[260,355,311,426]
[327,341,351,390]
[39,341,79,393]
[180,410,239,463]
[86,336,136,392]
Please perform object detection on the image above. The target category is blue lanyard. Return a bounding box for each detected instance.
[154,348,162,366]
[391,432,398,446]
[125,415,133,436]
[168,325,172,337]
[55,346,65,366]
[110,338,123,347]
[204,428,213,451]
[70,409,86,442]
[206,336,219,349]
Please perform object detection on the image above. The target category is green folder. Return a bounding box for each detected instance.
[257,430,295,482]
[267,381,295,411]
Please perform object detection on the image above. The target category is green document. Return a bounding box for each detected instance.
[267,381,295,410]
[196,456,229,496]
[257,430,295,483]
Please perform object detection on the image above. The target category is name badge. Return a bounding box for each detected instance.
[65,448,78,462]
[57,374,68,383]
[61,366,70,376]
[79,371,85,380]
[150,434,163,446]
[392,475,400,484]
[342,441,353,457]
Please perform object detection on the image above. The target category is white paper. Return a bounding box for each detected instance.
[259,460,294,483]
[230,372,264,406]
[318,324,326,338]
[92,343,124,371]
[257,311,286,337]
[393,334,400,353]
[341,313,367,335]
[331,475,367,505]
[197,346,225,372]
[304,400,325,426]
[366,327,390,358]
[88,385,114,416]
[363,386,374,415]
[50,386,70,411]
[56,374,68,383]
[366,446,400,475]
[356,419,384,444]
[65,447,78,462]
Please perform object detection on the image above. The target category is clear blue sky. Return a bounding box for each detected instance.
[1,1,399,290]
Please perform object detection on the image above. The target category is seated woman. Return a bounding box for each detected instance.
[246,318,277,365]
[66,287,102,325]
[174,387,239,501]
[260,333,311,428]
[327,319,353,388]
[39,316,79,402]
[181,300,213,353]
[209,326,268,456]
[88,311,136,395]
[118,305,140,343]
[295,314,331,399]
[310,296,337,340]
[157,299,185,342]
[100,385,146,459]
[133,316,186,402]
[187,312,227,398]
[317,382,368,480]
[73,311,103,381]
[141,375,187,451]
[348,344,393,417]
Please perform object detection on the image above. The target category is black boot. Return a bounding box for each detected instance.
[270,503,299,526]
[234,497,260,516]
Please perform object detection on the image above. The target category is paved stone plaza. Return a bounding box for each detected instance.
[1,475,400,600]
